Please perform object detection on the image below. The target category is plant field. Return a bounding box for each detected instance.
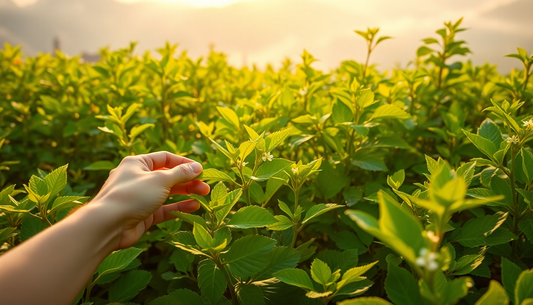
[2,19,533,305]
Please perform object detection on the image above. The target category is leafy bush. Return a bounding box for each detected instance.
[1,18,533,305]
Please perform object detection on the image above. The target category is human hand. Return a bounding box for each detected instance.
[90,151,210,249]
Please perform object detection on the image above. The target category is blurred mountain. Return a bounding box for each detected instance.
[0,0,531,71]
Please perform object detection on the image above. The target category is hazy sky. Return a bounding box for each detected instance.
[1,0,532,71]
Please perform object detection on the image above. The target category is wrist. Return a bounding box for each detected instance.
[73,202,123,252]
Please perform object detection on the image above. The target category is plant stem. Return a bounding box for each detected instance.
[509,146,520,257]
[217,260,238,305]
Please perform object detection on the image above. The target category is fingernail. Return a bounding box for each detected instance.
[189,162,203,174]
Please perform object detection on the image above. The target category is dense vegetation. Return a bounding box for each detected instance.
[1,18,533,305]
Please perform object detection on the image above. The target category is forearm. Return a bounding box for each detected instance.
[0,203,121,305]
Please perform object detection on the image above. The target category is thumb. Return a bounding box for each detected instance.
[161,161,203,186]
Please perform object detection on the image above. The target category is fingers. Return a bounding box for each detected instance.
[158,161,203,186]
[169,180,210,196]
[139,151,194,171]
[151,199,201,226]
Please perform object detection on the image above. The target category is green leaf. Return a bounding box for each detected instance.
[198,168,234,184]
[463,131,497,160]
[238,141,256,161]
[210,182,228,207]
[338,297,392,305]
[20,216,47,241]
[96,248,143,282]
[274,268,314,290]
[338,261,378,288]
[475,280,509,305]
[385,261,423,305]
[378,191,426,261]
[226,206,277,229]
[29,175,48,198]
[50,196,86,213]
[302,203,343,225]
[456,212,511,247]
[356,89,376,108]
[310,258,332,285]
[236,284,265,305]
[43,164,68,196]
[168,211,207,228]
[193,223,214,250]
[351,151,388,171]
[129,123,154,140]
[265,128,292,152]
[316,161,349,199]
[250,158,293,181]
[217,106,240,130]
[221,235,276,278]
[442,277,474,305]
[364,137,411,149]
[266,215,293,231]
[215,188,243,223]
[109,270,152,302]
[516,270,533,305]
[478,119,503,148]
[368,104,410,122]
[502,258,522,302]
[0,227,16,244]
[332,99,354,124]
[84,161,116,171]
[254,246,300,280]
[197,259,227,304]
[149,289,204,305]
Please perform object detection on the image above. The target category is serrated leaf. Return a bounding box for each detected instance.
[129,123,154,140]
[197,259,226,303]
[310,258,332,285]
[368,104,410,121]
[43,164,68,196]
[502,258,522,302]
[217,107,240,130]
[302,203,342,225]
[250,158,293,181]
[237,284,265,305]
[168,211,207,228]
[109,270,152,302]
[516,270,533,305]
[96,248,143,282]
[475,280,508,305]
[221,235,276,278]
[274,268,314,290]
[351,151,388,171]
[254,246,300,280]
[265,128,292,152]
[385,262,423,305]
[456,212,511,247]
[266,215,293,231]
[227,206,277,229]
[198,168,234,184]
[464,130,497,160]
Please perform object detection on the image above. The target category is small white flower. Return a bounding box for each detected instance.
[506,135,519,145]
[291,167,299,174]
[415,248,439,272]
[242,161,248,167]
[427,261,438,271]
[262,152,273,162]
[523,120,533,131]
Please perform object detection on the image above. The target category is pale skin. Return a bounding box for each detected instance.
[0,151,210,305]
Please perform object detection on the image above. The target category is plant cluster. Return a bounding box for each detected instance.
[1,19,533,305]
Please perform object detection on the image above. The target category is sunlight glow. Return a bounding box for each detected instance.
[114,0,259,8]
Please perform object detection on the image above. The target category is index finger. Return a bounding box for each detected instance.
[140,151,194,171]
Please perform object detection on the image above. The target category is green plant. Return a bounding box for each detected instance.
[0,17,533,305]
